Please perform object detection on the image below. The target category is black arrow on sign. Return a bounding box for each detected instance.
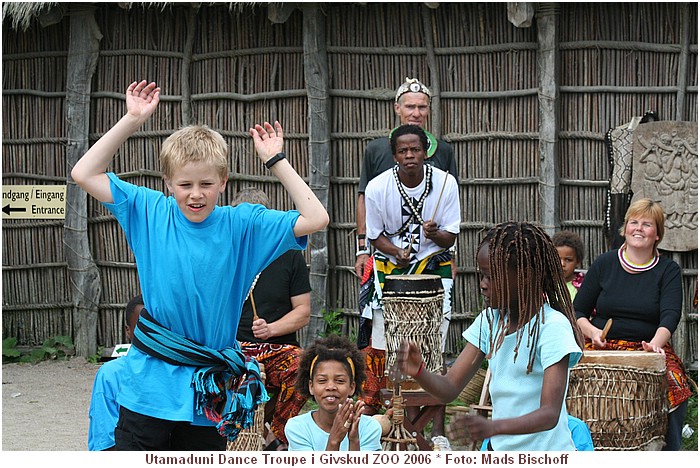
[2,204,27,215]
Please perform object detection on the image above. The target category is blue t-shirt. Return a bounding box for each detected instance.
[463,304,582,451]
[88,357,127,450]
[102,173,306,424]
[285,411,382,451]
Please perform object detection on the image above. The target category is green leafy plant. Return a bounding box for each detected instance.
[320,308,344,337]
[87,346,104,364]
[2,337,22,363]
[2,335,75,364]
[25,335,75,363]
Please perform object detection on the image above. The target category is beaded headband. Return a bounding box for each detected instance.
[395,77,432,103]
[310,354,356,380]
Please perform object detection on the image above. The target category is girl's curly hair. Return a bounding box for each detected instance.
[294,334,367,399]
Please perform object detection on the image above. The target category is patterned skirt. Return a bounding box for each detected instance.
[239,342,307,444]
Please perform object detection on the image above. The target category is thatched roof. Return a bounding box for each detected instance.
[2,2,299,31]
[2,2,62,30]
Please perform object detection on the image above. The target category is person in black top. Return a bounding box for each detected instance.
[232,188,312,451]
[574,198,692,450]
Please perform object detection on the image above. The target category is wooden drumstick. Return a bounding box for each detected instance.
[250,292,259,321]
[404,233,417,258]
[430,172,450,222]
[247,273,261,321]
[600,318,613,341]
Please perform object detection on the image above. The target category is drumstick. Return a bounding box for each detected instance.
[405,234,416,257]
[600,318,613,341]
[250,292,259,321]
[429,172,450,222]
[248,273,261,321]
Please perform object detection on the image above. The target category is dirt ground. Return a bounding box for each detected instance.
[2,358,98,451]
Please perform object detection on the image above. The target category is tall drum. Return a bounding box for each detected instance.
[382,274,444,386]
[566,350,668,450]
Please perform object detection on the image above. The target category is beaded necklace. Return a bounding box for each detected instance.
[617,243,659,274]
[384,164,433,238]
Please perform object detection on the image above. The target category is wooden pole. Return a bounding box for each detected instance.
[180,5,198,126]
[302,4,330,346]
[65,4,103,357]
[536,3,561,235]
[674,2,690,121]
[421,4,441,137]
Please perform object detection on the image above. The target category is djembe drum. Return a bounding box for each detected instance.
[382,274,444,387]
[566,350,668,451]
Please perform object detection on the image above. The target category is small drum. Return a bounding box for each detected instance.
[382,274,444,387]
[566,350,668,451]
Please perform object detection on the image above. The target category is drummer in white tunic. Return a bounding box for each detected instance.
[360,124,460,432]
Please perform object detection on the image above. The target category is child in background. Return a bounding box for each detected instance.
[551,230,586,301]
[398,222,584,450]
[285,335,382,451]
[88,295,144,450]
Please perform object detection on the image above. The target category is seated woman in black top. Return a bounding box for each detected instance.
[574,198,692,451]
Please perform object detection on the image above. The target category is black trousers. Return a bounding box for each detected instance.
[663,400,689,451]
[115,406,227,451]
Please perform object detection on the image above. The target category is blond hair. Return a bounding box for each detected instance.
[619,198,666,248]
[160,125,229,181]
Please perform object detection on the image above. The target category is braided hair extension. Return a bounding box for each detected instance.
[294,334,367,399]
[477,222,584,373]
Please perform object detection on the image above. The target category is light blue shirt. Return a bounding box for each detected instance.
[481,416,594,451]
[103,173,305,424]
[464,303,582,451]
[285,411,382,451]
[88,357,127,450]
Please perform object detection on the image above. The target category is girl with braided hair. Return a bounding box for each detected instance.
[284,335,382,451]
[398,222,585,450]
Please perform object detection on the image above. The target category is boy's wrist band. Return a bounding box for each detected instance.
[356,249,370,257]
[264,152,286,169]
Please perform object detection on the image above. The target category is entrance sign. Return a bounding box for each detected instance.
[2,185,67,219]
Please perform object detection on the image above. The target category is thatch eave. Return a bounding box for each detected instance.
[1,2,291,31]
[1,2,463,31]
[2,2,63,31]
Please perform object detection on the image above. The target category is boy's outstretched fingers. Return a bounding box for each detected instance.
[125,80,160,121]
[273,120,283,137]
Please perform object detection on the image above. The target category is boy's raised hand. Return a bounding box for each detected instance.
[126,80,160,122]
[249,121,284,163]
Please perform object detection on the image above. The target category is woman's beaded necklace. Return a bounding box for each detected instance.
[384,164,433,238]
[617,242,659,274]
